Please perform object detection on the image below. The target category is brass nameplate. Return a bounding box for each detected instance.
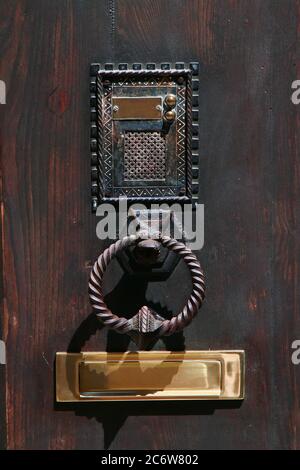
[56,351,245,402]
[112,97,162,120]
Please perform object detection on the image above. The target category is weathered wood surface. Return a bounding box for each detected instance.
[0,0,300,449]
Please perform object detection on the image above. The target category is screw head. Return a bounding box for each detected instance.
[113,105,119,112]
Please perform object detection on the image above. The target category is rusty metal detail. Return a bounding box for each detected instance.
[88,235,205,341]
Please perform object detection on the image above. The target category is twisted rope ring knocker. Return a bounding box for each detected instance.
[88,235,205,341]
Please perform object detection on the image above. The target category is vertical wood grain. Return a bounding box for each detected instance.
[112,0,300,449]
[0,0,112,449]
[0,0,300,450]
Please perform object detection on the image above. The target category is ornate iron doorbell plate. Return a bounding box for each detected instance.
[90,62,200,210]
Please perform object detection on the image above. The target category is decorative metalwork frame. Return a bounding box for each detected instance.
[90,62,200,211]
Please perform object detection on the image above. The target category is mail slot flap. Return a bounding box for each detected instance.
[79,359,222,395]
[56,351,245,402]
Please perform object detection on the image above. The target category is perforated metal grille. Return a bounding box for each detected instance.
[123,131,166,181]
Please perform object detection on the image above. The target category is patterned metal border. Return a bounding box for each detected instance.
[90,62,199,211]
[101,71,187,201]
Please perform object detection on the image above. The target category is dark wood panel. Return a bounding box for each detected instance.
[0,0,112,450]
[1,0,300,450]
[110,0,300,449]
[0,160,6,449]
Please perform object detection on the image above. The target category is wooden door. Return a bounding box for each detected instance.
[1,0,300,450]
